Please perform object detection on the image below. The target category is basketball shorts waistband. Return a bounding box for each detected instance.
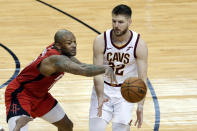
[104,81,122,87]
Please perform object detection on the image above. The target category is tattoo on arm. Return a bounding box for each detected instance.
[53,55,106,76]
[70,56,82,64]
[80,64,105,76]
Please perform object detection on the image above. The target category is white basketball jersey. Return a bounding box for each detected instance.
[103,29,140,98]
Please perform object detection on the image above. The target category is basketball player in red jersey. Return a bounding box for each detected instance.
[5,29,117,131]
[89,4,148,131]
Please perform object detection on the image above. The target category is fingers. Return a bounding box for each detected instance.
[134,120,142,128]
[138,121,142,128]
[134,120,138,126]
[104,66,118,84]
[114,75,118,84]
[135,116,143,128]
[97,103,103,117]
[111,70,117,83]
[97,98,108,117]
[110,73,117,84]
[97,100,103,117]
[97,108,102,117]
[103,98,109,103]
[136,109,143,128]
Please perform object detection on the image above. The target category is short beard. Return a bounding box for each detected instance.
[113,28,128,37]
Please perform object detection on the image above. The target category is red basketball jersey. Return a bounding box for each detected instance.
[7,43,64,98]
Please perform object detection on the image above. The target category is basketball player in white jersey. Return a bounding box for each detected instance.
[89,4,148,131]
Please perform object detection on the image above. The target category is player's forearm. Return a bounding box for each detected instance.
[54,56,106,76]
[94,75,104,98]
[137,77,147,106]
[61,63,106,77]
[80,64,106,77]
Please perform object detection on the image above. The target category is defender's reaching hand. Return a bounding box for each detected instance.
[104,66,117,84]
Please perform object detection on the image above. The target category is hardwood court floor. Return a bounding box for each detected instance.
[0,0,197,131]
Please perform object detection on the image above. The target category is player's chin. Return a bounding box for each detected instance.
[115,33,122,37]
[114,31,122,36]
[71,52,76,56]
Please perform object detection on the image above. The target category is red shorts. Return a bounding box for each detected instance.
[5,80,57,122]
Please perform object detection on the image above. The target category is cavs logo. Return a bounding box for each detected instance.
[106,52,130,75]
[106,52,130,64]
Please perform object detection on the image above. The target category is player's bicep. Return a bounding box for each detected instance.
[51,55,85,75]
[70,56,82,64]
[93,35,105,85]
[93,35,105,66]
[39,57,57,76]
[39,55,81,76]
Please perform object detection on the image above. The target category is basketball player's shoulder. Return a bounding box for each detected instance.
[95,33,104,42]
[39,47,60,66]
[93,33,105,53]
[130,30,146,49]
[136,37,148,58]
[94,33,105,46]
[137,37,147,49]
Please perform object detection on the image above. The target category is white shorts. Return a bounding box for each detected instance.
[41,103,66,123]
[89,88,134,125]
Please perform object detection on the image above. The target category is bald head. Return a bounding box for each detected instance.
[54,29,73,44]
[54,29,77,56]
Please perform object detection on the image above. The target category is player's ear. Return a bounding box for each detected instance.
[128,18,132,25]
[55,42,61,49]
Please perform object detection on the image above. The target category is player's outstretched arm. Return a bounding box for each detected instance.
[39,55,116,79]
[70,56,116,83]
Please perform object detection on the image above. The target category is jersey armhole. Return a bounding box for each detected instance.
[35,51,55,73]
[134,34,140,58]
[103,32,107,54]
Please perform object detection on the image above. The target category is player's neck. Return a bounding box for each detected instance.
[53,44,62,54]
[112,30,131,45]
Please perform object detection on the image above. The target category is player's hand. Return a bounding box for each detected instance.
[14,115,33,131]
[135,105,143,128]
[104,66,117,84]
[97,97,108,117]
